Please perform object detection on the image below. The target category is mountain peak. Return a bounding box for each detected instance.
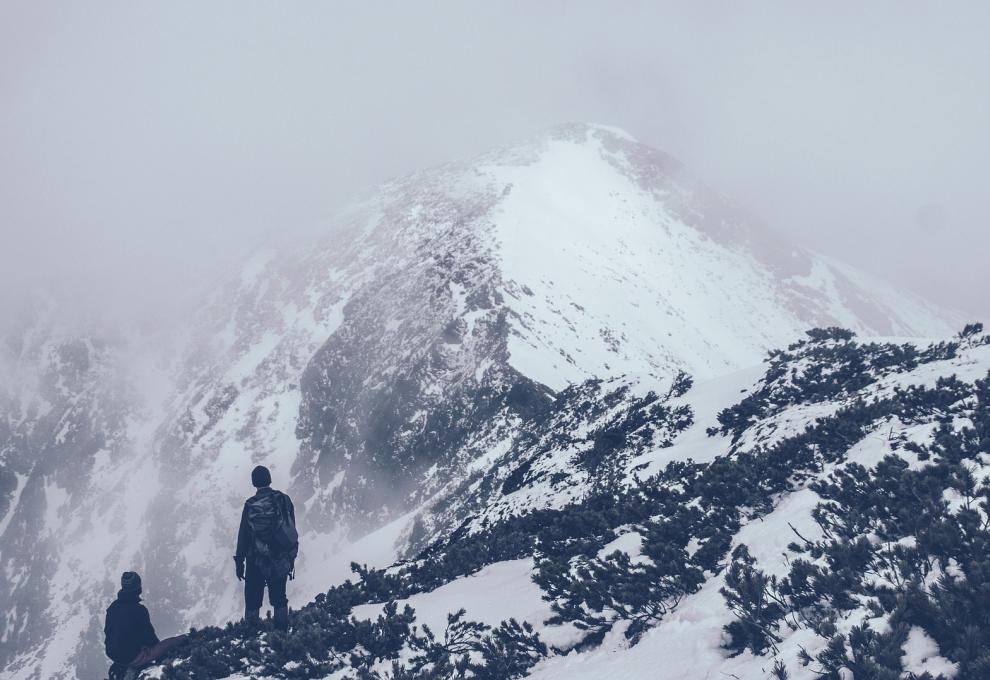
[530,121,640,144]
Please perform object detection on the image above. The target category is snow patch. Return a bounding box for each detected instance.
[902,626,958,678]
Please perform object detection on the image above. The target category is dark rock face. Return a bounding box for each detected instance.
[292,214,555,533]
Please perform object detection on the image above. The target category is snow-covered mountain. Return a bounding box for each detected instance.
[0,123,963,679]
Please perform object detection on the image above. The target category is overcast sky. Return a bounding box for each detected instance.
[2,1,988,329]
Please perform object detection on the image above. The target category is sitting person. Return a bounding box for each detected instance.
[104,571,186,680]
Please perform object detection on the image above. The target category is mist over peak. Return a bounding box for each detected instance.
[3,2,989,330]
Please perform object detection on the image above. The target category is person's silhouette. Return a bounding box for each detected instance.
[234,465,298,631]
[104,571,186,680]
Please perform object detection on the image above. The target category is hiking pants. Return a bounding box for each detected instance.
[245,560,288,610]
[108,635,187,680]
[130,635,188,666]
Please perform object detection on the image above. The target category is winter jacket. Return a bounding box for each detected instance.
[104,590,159,664]
[235,487,298,566]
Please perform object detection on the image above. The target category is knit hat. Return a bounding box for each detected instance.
[251,465,272,488]
[120,571,142,594]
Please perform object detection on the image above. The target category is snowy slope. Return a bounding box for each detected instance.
[139,326,990,680]
[525,334,990,680]
[0,124,963,679]
[476,123,954,389]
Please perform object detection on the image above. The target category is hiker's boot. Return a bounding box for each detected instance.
[273,606,289,632]
[244,608,261,627]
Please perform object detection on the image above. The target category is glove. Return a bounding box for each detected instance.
[234,556,245,581]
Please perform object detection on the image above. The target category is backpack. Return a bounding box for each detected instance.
[246,491,298,559]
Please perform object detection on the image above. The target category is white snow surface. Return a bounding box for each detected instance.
[902,626,958,678]
[626,366,764,479]
[481,126,956,390]
[353,559,551,638]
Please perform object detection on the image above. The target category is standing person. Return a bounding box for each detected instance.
[104,571,186,680]
[234,465,298,631]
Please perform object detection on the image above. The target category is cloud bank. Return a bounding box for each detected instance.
[2,1,988,328]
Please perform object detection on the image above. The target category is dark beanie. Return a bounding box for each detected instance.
[121,571,142,594]
[251,465,272,488]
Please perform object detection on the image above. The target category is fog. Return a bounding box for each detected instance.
[2,1,988,331]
